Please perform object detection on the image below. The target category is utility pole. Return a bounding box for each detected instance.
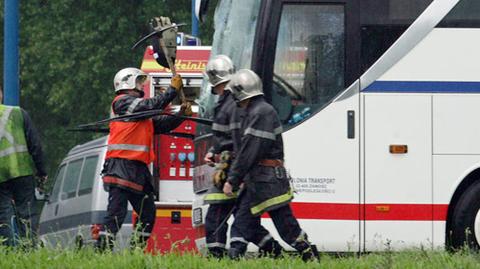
[4,0,20,106]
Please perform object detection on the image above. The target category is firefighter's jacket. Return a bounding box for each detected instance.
[227,96,292,216]
[204,91,239,204]
[209,91,239,154]
[102,87,183,194]
[0,105,46,182]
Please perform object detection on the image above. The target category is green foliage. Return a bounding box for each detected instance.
[15,0,216,184]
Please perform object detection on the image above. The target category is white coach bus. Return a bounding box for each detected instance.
[192,0,480,252]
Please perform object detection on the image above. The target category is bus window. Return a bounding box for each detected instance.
[438,0,480,27]
[196,0,261,136]
[360,0,432,73]
[272,4,345,125]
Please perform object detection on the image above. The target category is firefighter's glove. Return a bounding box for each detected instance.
[171,74,183,91]
[223,181,234,197]
[180,102,193,116]
[212,162,228,189]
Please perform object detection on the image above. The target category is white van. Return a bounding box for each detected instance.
[38,136,132,249]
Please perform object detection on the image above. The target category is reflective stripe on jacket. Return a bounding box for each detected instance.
[226,96,290,216]
[0,105,35,182]
[105,94,155,164]
[204,185,237,204]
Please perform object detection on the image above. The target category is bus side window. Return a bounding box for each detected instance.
[360,0,433,73]
[61,159,83,200]
[77,155,99,196]
[271,4,345,126]
[49,165,66,203]
[438,0,480,27]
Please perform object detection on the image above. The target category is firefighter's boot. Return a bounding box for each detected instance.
[208,247,226,259]
[259,239,283,258]
[95,234,114,253]
[295,241,320,262]
[228,242,247,260]
[292,232,320,262]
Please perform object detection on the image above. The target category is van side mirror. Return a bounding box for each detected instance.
[60,192,68,200]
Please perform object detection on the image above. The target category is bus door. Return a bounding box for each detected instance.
[359,0,436,251]
[254,0,361,252]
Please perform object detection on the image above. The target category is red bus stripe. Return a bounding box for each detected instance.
[261,202,448,221]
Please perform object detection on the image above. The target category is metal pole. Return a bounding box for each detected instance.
[191,0,199,37]
[4,0,20,106]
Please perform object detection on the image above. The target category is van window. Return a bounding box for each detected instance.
[61,159,83,199]
[78,156,99,196]
[50,165,66,203]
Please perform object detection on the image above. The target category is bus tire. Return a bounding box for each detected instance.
[449,180,480,250]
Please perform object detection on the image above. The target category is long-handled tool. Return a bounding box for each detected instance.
[132,17,187,103]
[76,109,212,129]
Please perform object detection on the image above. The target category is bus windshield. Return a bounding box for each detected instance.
[196,0,261,136]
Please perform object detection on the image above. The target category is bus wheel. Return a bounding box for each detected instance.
[449,180,480,250]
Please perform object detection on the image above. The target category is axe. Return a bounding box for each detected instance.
[132,17,187,103]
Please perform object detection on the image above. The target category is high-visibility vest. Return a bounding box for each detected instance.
[105,95,155,164]
[0,105,35,182]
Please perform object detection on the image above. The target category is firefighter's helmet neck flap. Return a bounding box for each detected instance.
[113,67,148,98]
[227,69,264,105]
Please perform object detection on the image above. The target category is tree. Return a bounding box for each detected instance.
[17,0,216,184]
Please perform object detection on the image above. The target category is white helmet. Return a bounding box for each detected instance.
[113,67,147,93]
[205,55,235,90]
[227,69,264,102]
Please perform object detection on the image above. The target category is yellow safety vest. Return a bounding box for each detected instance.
[0,105,34,182]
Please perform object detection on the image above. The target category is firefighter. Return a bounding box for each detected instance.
[223,69,319,261]
[203,56,282,258]
[96,67,189,251]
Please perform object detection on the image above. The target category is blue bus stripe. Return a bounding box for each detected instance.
[363,81,480,93]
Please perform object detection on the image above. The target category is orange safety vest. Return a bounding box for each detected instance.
[105,94,155,164]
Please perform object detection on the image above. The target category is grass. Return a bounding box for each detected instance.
[1,247,480,269]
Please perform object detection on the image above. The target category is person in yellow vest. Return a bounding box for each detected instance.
[0,86,47,247]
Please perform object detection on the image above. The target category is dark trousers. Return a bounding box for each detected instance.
[230,190,302,252]
[0,175,37,247]
[205,202,234,251]
[101,186,156,238]
[207,201,276,254]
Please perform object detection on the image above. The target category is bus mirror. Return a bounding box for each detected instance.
[271,79,294,124]
[195,0,210,23]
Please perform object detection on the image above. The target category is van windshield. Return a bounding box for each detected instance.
[196,0,261,136]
